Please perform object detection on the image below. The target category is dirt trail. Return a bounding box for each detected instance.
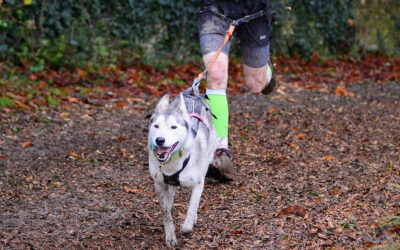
[1,81,399,248]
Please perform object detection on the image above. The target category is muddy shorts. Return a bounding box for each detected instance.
[197,0,271,68]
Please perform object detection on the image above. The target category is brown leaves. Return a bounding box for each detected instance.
[278,205,306,217]
[322,155,335,161]
[69,152,83,159]
[21,140,32,147]
[281,54,400,88]
[296,133,306,140]
[113,103,127,108]
[38,81,46,90]
[1,54,399,114]
[66,96,80,104]
[335,86,355,97]
[329,189,340,195]
[0,155,7,159]
[123,186,144,194]
[69,152,79,158]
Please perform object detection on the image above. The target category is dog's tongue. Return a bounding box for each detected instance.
[156,147,170,155]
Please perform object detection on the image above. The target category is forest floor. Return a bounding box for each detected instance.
[0,79,399,249]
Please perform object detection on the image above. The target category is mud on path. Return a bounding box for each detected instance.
[0,81,399,248]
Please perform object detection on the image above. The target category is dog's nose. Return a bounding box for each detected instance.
[155,137,165,146]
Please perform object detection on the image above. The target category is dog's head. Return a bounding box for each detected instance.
[149,94,190,162]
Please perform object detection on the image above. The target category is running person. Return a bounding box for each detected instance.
[198,0,277,179]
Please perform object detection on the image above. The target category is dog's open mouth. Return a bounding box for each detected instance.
[155,141,179,162]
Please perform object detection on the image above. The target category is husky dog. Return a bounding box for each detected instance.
[148,89,217,247]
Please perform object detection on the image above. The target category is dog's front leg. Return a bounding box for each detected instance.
[155,183,178,247]
[181,183,204,233]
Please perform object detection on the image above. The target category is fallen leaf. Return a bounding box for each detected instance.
[348,18,354,27]
[38,81,46,90]
[296,133,306,140]
[322,155,335,161]
[66,96,80,103]
[232,229,243,235]
[123,186,144,194]
[346,231,357,240]
[329,189,340,195]
[327,218,335,228]
[21,140,32,147]
[307,84,318,89]
[76,68,86,78]
[114,103,127,108]
[312,197,321,203]
[335,86,347,96]
[143,85,161,96]
[278,205,306,217]
[335,86,356,97]
[0,155,7,159]
[14,99,28,110]
[363,241,377,247]
[69,152,79,158]
[28,74,38,81]
[268,108,277,113]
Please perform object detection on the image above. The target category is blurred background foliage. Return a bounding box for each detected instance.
[0,0,399,69]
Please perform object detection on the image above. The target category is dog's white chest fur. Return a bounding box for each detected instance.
[148,93,217,246]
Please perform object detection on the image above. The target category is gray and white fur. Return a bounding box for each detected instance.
[148,92,217,247]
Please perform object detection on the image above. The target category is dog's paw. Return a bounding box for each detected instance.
[181,222,193,234]
[165,233,178,247]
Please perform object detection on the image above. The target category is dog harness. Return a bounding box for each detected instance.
[162,155,191,186]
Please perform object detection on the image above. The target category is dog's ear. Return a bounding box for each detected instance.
[178,93,190,120]
[155,94,169,112]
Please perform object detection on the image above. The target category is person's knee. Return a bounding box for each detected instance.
[207,60,228,89]
[244,65,268,93]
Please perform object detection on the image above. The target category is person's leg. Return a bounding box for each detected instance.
[199,33,230,149]
[241,44,275,94]
[199,33,235,179]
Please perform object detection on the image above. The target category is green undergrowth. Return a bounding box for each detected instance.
[0,0,399,69]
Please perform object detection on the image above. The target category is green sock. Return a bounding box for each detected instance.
[266,64,272,84]
[206,90,229,141]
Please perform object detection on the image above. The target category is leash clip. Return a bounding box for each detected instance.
[155,163,164,178]
[192,78,200,88]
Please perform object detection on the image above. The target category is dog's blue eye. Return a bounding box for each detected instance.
[154,124,159,128]
[171,126,177,129]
